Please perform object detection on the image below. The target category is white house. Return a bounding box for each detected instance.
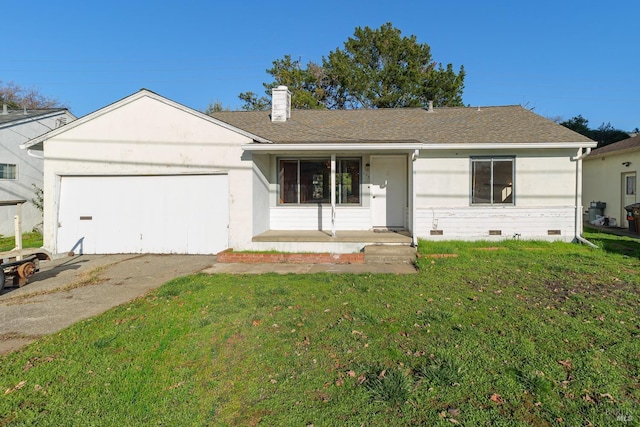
[0,106,76,236]
[22,88,596,255]
[583,135,639,229]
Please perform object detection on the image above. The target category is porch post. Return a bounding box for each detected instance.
[331,154,336,237]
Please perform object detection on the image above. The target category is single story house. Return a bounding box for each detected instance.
[583,134,639,229]
[22,88,596,255]
[1,105,76,236]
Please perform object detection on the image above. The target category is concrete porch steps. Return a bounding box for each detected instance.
[364,245,416,265]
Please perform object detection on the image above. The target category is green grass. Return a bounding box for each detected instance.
[1,232,639,426]
[0,233,43,253]
[584,227,640,258]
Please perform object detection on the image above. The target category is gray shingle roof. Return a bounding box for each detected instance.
[212,106,594,145]
[0,108,69,128]
[589,134,640,156]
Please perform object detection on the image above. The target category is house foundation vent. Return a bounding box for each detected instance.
[489,230,502,236]
[547,230,561,235]
[430,230,443,235]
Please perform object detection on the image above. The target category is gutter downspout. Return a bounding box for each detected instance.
[411,150,419,246]
[27,149,44,159]
[572,147,597,248]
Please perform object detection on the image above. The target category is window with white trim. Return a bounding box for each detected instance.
[471,157,514,205]
[0,163,17,180]
[278,158,361,205]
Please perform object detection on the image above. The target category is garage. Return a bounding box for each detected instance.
[56,174,229,255]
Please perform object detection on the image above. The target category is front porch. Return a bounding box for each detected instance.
[247,229,413,255]
[252,229,412,244]
[218,229,416,265]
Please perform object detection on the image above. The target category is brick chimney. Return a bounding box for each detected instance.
[271,86,291,122]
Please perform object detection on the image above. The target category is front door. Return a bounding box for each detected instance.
[622,172,637,228]
[371,155,407,228]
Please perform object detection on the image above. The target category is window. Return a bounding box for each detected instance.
[626,176,636,195]
[278,158,361,205]
[336,159,361,204]
[471,157,514,205]
[0,163,17,180]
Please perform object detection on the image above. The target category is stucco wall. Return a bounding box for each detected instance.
[583,151,639,226]
[41,95,254,253]
[413,148,580,241]
[251,153,271,237]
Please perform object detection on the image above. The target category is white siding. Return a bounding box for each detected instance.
[416,206,576,241]
[270,206,371,230]
[0,111,75,236]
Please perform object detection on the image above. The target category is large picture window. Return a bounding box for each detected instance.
[471,157,514,205]
[0,163,17,180]
[278,158,360,205]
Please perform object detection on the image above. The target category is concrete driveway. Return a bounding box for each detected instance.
[0,254,416,355]
[0,254,215,355]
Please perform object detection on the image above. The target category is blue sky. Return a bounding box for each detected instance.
[4,0,639,131]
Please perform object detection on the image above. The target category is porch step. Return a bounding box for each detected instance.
[364,245,416,265]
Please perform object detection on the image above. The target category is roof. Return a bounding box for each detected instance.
[211,105,595,145]
[0,108,71,128]
[588,134,640,157]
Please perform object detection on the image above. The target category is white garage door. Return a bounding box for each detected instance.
[57,175,228,254]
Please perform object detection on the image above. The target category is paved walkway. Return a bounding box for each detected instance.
[0,254,416,355]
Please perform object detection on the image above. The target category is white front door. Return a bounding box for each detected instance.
[371,155,407,228]
[622,172,637,228]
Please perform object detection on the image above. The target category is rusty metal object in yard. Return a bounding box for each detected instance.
[17,261,37,279]
[1,255,45,289]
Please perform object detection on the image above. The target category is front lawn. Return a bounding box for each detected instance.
[0,233,43,253]
[1,233,638,426]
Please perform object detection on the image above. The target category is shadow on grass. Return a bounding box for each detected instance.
[584,229,640,259]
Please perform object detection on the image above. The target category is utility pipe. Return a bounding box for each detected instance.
[27,149,44,159]
[572,148,597,248]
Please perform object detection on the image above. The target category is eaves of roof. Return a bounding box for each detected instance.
[585,135,640,159]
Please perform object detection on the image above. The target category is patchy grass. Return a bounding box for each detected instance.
[0,232,43,253]
[1,232,639,426]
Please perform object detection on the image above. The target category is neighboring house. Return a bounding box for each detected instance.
[22,88,595,255]
[583,135,639,229]
[0,105,76,237]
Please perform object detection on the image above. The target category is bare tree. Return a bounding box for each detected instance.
[0,80,63,109]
